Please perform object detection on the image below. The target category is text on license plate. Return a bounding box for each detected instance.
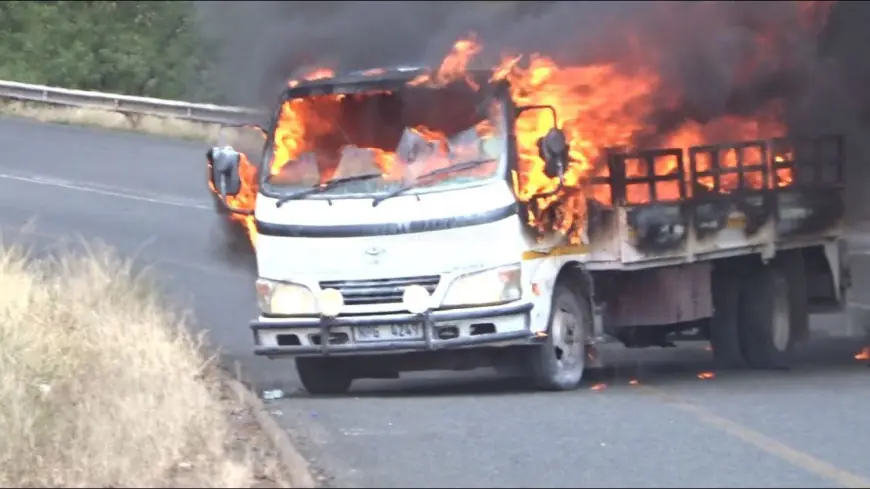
[353,324,423,342]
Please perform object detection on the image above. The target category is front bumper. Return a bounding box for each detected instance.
[250,300,535,356]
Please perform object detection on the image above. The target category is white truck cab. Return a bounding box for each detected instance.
[207,67,863,395]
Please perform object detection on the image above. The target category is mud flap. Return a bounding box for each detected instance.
[709,262,746,368]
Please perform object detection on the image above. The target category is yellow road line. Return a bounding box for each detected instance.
[640,386,870,489]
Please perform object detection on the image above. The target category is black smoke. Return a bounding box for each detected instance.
[193,1,514,107]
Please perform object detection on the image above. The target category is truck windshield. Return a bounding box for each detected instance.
[263,84,506,198]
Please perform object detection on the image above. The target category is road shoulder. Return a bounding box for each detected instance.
[226,375,318,489]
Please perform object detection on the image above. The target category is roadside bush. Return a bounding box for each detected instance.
[0,242,251,487]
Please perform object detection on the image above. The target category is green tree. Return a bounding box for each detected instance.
[0,1,222,103]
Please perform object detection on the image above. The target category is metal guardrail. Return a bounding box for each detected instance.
[0,80,267,125]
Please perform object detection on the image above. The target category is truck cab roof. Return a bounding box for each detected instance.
[281,66,499,99]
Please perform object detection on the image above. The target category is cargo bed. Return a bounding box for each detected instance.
[581,135,845,270]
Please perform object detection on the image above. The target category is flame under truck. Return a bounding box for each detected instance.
[207,67,862,395]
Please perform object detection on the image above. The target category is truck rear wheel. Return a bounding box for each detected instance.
[737,252,807,369]
[295,357,354,395]
[526,282,591,391]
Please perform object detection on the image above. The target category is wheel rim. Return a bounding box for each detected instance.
[551,297,585,372]
[772,277,790,352]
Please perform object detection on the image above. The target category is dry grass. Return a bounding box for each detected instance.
[0,100,265,151]
[0,241,268,488]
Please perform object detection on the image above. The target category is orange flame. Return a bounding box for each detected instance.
[409,36,483,90]
[208,152,259,244]
[288,68,337,88]
[492,50,795,239]
[855,347,870,361]
[208,3,832,246]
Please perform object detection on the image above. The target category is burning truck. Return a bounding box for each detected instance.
[206,35,861,394]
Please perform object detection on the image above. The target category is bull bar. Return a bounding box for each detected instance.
[250,300,536,356]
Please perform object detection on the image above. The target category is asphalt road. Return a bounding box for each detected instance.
[1,116,868,488]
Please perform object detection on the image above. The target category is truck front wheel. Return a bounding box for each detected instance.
[295,357,354,395]
[526,282,591,391]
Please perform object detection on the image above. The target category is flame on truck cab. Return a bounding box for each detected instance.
[263,68,509,209]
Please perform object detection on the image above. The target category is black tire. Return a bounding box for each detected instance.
[709,265,747,369]
[526,282,592,391]
[295,357,354,395]
[737,252,807,369]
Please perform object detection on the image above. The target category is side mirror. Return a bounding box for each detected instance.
[516,104,567,179]
[537,127,568,179]
[207,146,243,197]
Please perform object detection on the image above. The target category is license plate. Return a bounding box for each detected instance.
[353,324,423,343]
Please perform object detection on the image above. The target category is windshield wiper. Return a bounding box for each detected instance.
[370,159,493,207]
[275,173,383,208]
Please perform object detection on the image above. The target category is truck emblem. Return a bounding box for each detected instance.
[364,246,385,264]
[365,247,385,256]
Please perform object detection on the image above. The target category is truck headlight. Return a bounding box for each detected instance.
[256,279,318,315]
[441,264,522,308]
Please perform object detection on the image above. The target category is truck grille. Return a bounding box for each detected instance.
[319,275,441,306]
